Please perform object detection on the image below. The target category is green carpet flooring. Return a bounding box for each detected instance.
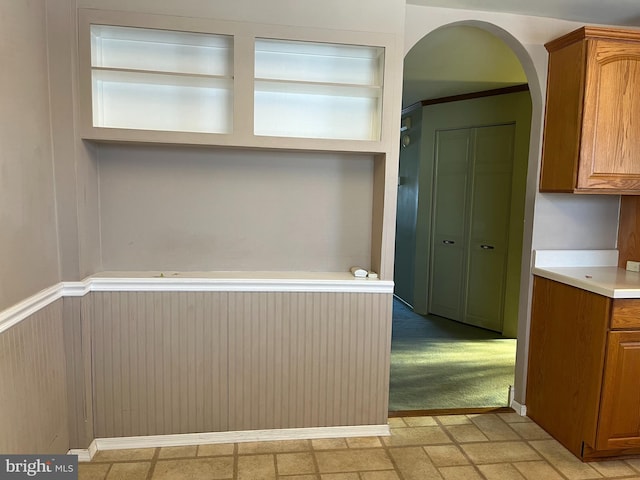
[389,299,516,411]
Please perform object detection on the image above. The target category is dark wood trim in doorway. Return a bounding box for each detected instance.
[389,406,515,417]
[402,83,529,115]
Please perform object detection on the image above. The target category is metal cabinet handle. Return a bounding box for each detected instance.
[480,244,495,250]
[443,240,455,245]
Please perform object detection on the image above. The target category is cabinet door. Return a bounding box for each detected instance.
[578,39,640,191]
[596,330,640,450]
[539,38,586,193]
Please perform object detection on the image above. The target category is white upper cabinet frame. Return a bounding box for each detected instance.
[78,8,395,153]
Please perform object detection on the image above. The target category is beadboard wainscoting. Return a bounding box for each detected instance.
[0,300,70,453]
[90,291,231,438]
[64,296,94,449]
[90,290,392,438]
[0,274,393,455]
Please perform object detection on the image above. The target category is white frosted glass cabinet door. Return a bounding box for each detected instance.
[79,10,395,152]
[254,39,384,141]
[90,25,233,134]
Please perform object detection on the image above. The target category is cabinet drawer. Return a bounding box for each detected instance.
[611,300,640,329]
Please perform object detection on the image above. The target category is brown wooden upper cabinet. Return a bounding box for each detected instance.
[540,27,640,194]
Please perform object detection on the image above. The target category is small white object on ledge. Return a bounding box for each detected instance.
[367,271,378,279]
[350,266,368,278]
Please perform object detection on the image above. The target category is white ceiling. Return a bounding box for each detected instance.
[402,0,640,108]
[406,0,640,27]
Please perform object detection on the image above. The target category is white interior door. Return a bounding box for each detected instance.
[428,129,471,322]
[464,124,515,331]
[429,123,515,333]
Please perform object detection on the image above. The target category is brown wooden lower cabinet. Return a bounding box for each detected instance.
[527,276,640,460]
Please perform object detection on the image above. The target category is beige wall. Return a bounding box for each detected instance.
[76,0,405,35]
[46,0,102,281]
[97,146,374,272]
[0,0,60,310]
[0,0,101,312]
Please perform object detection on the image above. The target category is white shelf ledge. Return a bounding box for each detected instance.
[91,271,393,293]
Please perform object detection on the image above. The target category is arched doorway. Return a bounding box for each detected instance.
[390,23,536,412]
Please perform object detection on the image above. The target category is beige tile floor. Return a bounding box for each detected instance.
[79,413,640,480]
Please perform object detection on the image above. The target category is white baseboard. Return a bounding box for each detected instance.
[68,441,97,462]
[70,424,390,460]
[68,449,91,462]
[510,399,527,416]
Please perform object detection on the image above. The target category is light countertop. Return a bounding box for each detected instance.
[532,266,640,298]
[532,250,640,298]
